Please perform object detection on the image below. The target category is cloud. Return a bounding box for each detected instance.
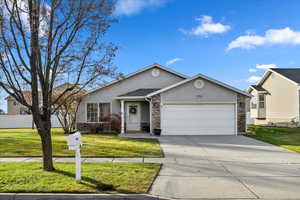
[181,15,231,37]
[256,64,278,69]
[166,58,183,65]
[227,27,300,50]
[114,0,166,16]
[247,75,262,83]
[248,68,257,73]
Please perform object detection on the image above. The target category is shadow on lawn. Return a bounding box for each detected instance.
[53,169,115,192]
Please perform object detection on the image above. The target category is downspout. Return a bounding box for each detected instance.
[145,97,153,135]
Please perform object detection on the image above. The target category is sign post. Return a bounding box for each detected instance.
[67,132,82,183]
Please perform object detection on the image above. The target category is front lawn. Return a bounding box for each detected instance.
[247,125,300,153]
[0,129,162,157]
[0,162,160,193]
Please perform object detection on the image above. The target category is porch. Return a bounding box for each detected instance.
[115,88,161,135]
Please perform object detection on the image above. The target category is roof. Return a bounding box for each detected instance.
[85,64,188,96]
[118,88,161,98]
[271,68,300,84]
[5,83,86,101]
[5,91,42,103]
[147,73,251,97]
[250,85,267,92]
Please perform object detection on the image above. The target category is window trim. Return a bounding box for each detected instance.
[86,101,112,123]
[86,102,99,123]
[258,94,265,109]
[99,102,111,120]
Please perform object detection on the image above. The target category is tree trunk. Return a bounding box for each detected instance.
[38,126,55,171]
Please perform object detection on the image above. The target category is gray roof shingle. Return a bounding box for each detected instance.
[118,88,161,97]
[272,68,300,84]
[251,85,267,92]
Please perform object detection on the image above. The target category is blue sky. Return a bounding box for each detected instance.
[1,0,300,111]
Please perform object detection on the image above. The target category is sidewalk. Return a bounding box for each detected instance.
[0,193,168,200]
[0,157,174,163]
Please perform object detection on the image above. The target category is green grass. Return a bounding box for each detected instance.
[0,129,163,157]
[0,162,160,193]
[247,125,300,153]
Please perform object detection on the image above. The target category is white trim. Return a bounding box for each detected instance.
[145,98,153,134]
[84,64,188,97]
[270,69,300,86]
[257,69,300,87]
[235,101,238,136]
[121,100,125,134]
[86,102,99,122]
[85,101,111,123]
[255,70,271,88]
[247,85,267,94]
[115,96,146,100]
[161,102,237,105]
[147,74,251,98]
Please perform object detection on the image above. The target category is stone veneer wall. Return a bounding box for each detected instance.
[151,94,161,130]
[237,94,247,134]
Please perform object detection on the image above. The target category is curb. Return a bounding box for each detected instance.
[0,193,170,200]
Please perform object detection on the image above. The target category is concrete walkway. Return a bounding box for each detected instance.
[0,157,169,163]
[150,135,300,200]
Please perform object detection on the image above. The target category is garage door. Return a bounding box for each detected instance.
[161,104,236,135]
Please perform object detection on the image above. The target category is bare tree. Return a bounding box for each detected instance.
[0,0,118,171]
[53,83,86,134]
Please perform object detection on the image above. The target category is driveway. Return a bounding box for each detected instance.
[150,136,300,199]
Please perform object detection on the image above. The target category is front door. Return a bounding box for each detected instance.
[126,102,141,131]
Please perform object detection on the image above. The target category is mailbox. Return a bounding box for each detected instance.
[67,132,82,150]
[67,131,83,183]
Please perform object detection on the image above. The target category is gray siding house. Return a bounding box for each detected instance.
[76,64,250,135]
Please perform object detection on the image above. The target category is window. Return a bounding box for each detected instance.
[251,102,257,109]
[99,103,111,120]
[20,108,31,115]
[258,94,265,109]
[87,103,98,122]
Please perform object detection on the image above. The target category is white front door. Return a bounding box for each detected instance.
[126,102,141,131]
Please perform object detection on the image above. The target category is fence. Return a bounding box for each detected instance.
[0,115,62,129]
[246,112,254,125]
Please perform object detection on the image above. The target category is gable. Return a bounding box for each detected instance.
[160,77,238,103]
[82,66,185,103]
[261,71,298,91]
[260,71,299,119]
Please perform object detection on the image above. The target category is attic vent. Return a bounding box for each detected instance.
[194,79,205,89]
[152,68,160,77]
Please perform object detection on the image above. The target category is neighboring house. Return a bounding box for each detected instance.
[6,83,84,115]
[6,91,38,115]
[76,64,250,135]
[247,68,300,126]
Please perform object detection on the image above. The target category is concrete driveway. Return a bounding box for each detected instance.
[150,136,300,199]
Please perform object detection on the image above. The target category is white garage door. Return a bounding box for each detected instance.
[161,104,236,135]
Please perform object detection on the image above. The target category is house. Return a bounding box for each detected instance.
[6,91,39,115]
[76,64,250,135]
[248,68,300,126]
[6,83,85,115]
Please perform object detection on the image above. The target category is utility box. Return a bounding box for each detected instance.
[67,132,82,150]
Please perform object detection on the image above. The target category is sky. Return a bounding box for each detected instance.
[1,0,300,112]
